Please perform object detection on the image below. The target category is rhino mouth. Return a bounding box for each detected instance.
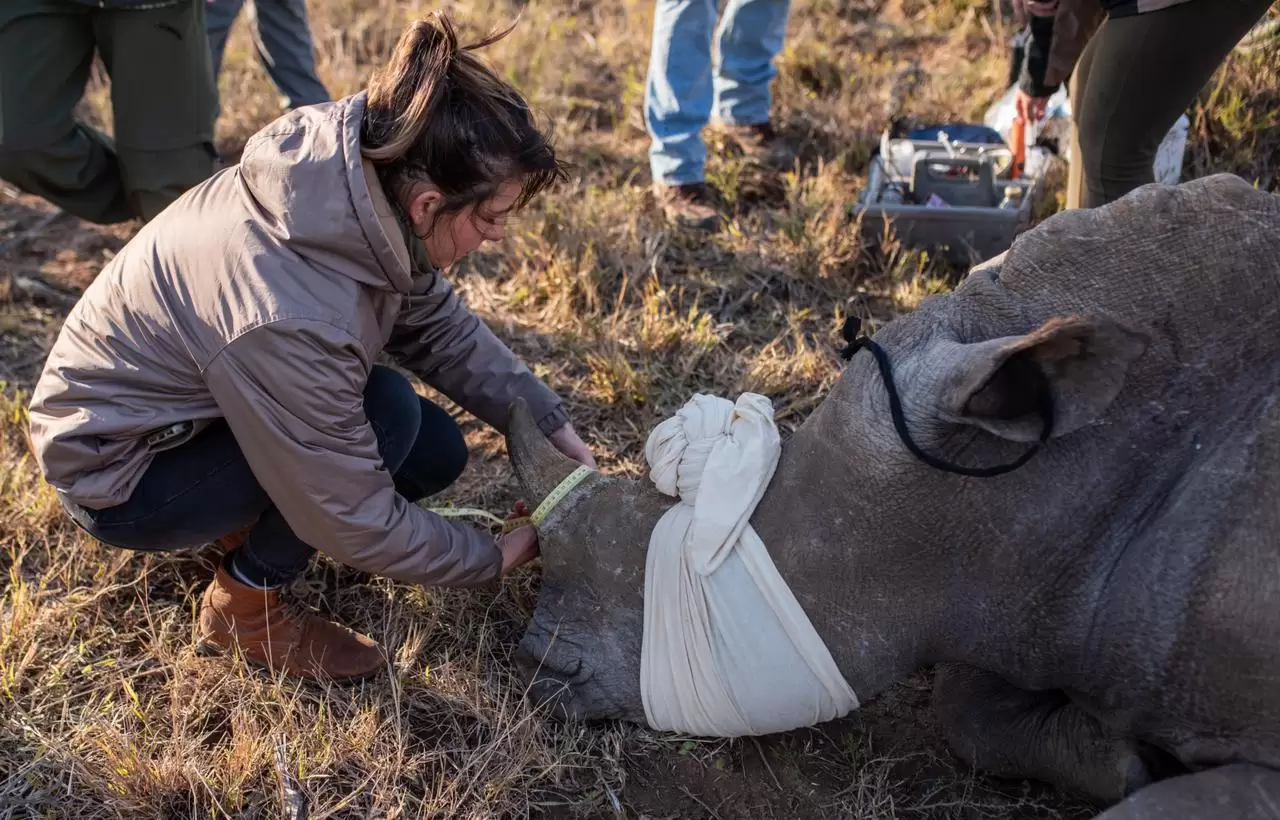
[515,615,589,718]
[515,612,631,723]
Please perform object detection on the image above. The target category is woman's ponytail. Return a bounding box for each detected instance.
[361,14,457,163]
[361,12,566,228]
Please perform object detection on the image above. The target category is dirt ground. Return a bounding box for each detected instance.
[2,0,1277,817]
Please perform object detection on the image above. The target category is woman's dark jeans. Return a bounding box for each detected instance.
[61,365,468,585]
[1071,0,1274,208]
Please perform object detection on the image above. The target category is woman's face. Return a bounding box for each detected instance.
[408,180,521,269]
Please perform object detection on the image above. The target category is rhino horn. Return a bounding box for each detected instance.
[506,398,580,512]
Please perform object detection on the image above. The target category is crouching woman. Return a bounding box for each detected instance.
[26,13,595,682]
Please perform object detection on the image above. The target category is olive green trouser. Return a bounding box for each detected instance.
[0,0,218,224]
[1064,0,1274,209]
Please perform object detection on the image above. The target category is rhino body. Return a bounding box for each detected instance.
[507,174,1280,817]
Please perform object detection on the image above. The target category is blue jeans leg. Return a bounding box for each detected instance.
[713,0,791,126]
[644,0,717,187]
[205,0,245,78]
[246,0,329,109]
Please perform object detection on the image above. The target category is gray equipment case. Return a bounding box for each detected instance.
[852,133,1046,265]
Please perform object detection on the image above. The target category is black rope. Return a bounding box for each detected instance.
[839,316,1053,478]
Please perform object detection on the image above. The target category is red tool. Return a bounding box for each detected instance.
[1010,115,1027,180]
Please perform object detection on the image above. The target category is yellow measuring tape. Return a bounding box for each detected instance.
[427,465,596,535]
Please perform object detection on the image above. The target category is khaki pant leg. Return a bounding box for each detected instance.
[1065,59,1086,211]
[94,0,218,223]
[0,0,133,224]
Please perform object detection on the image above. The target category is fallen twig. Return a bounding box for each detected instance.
[0,210,66,256]
[678,785,723,820]
[4,270,78,308]
[750,737,783,792]
[274,744,310,820]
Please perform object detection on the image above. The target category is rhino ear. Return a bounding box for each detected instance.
[935,315,1150,443]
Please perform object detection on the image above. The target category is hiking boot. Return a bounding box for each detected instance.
[721,121,796,170]
[216,525,253,554]
[197,559,385,682]
[654,182,723,232]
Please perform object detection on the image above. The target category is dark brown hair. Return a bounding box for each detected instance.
[361,12,567,232]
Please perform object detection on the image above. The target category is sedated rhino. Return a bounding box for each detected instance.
[505,174,1280,819]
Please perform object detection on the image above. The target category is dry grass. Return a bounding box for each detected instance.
[2,0,1277,816]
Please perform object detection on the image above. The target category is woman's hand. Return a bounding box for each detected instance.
[1015,89,1050,124]
[498,524,540,573]
[549,423,597,469]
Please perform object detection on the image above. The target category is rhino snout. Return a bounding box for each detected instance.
[515,631,586,721]
[514,596,646,724]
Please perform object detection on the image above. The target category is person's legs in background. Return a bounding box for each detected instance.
[1073,0,1274,208]
[94,0,218,221]
[645,0,722,231]
[1064,25,1101,210]
[644,0,794,231]
[206,0,328,114]
[0,0,134,224]
[246,0,329,110]
[205,0,245,82]
[712,0,793,168]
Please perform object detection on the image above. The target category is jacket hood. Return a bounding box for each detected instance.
[234,92,414,293]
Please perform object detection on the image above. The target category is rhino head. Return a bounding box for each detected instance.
[502,175,1280,814]
[506,398,660,722]
[506,267,1152,726]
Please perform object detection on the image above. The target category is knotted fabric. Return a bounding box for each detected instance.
[640,393,860,736]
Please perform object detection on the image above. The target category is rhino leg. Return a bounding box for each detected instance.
[932,664,1162,805]
[1090,764,1280,820]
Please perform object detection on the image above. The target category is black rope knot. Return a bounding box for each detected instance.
[839,316,864,361]
[837,315,1053,478]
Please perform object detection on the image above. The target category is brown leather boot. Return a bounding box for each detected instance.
[215,525,252,554]
[720,121,796,170]
[198,561,385,682]
[653,182,723,232]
